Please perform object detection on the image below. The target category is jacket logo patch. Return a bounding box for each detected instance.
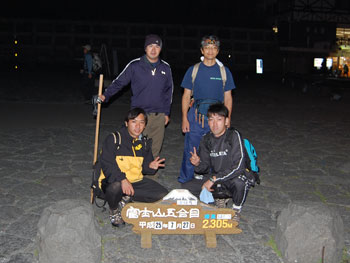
[135,144,142,150]
[209,149,228,157]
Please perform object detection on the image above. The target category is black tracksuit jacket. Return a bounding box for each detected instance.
[195,128,247,182]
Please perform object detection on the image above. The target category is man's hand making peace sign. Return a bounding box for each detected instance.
[190,147,200,166]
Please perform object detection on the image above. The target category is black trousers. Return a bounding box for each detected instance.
[81,74,95,100]
[181,175,250,208]
[102,177,168,210]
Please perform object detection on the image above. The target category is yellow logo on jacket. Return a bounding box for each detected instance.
[134,144,142,151]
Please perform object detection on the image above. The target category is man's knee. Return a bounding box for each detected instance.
[155,188,168,201]
[105,181,122,195]
[181,180,202,197]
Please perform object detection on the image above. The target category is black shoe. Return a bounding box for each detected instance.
[119,195,131,210]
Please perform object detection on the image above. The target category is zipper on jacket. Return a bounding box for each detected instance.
[132,139,137,157]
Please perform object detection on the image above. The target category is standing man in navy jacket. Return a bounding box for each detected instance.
[98,34,174,159]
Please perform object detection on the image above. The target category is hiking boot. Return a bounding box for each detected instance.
[109,208,124,227]
[214,198,229,208]
[119,195,131,210]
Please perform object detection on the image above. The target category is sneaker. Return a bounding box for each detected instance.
[233,209,241,223]
[232,205,242,223]
[109,208,124,227]
[194,174,203,180]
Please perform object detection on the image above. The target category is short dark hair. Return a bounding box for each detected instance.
[125,107,147,124]
[207,103,228,118]
[200,35,220,48]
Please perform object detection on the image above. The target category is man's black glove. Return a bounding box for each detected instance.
[92,95,102,104]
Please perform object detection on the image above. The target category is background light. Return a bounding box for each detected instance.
[256,59,263,74]
[313,58,323,69]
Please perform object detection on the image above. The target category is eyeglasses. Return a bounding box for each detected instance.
[203,45,218,50]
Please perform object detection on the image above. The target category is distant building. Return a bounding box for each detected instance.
[272,0,350,76]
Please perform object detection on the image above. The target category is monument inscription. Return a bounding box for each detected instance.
[121,189,242,248]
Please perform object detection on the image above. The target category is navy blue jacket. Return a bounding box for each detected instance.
[103,55,173,116]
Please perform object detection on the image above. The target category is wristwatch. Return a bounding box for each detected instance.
[209,177,215,183]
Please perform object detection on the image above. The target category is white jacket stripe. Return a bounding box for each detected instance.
[110,58,141,85]
[215,130,244,182]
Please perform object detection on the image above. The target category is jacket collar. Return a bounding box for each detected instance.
[120,125,142,142]
[142,55,161,68]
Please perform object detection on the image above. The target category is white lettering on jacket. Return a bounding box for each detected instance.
[209,149,228,157]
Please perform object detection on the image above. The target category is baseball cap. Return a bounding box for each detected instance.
[82,44,91,51]
[144,34,162,49]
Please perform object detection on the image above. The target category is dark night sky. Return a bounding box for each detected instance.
[2,0,269,27]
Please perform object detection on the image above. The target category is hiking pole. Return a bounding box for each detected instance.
[93,74,103,166]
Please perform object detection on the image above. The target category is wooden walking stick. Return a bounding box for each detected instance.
[93,74,104,166]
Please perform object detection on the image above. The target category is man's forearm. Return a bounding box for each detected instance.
[182,90,191,120]
[224,91,233,120]
[182,99,190,119]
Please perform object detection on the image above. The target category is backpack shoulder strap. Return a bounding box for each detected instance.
[219,65,227,89]
[141,134,151,152]
[111,131,121,149]
[191,62,226,95]
[191,62,201,97]
[224,127,236,146]
[202,131,212,150]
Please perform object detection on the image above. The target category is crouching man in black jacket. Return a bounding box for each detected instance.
[100,108,168,227]
[181,103,256,222]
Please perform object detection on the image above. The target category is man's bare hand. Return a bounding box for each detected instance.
[149,157,165,170]
[121,179,134,196]
[98,94,105,103]
[165,115,170,126]
[182,118,190,133]
[190,147,200,166]
[202,179,214,192]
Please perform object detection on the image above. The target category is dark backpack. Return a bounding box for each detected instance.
[90,131,121,208]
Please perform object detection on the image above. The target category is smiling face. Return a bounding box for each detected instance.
[208,113,229,137]
[125,113,146,139]
[201,43,219,61]
[145,44,161,63]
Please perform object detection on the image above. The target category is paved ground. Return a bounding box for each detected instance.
[0,74,350,263]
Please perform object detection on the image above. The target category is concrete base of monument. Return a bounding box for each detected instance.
[121,189,242,248]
